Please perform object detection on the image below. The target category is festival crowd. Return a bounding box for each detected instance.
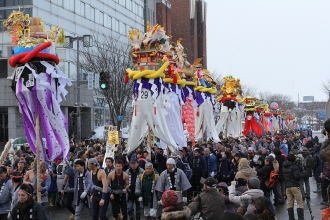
[1,119,330,220]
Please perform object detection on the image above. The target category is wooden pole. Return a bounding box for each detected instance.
[35,114,41,202]
[147,126,151,158]
[0,140,12,166]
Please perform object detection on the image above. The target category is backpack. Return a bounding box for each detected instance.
[180,158,192,180]
[265,159,279,189]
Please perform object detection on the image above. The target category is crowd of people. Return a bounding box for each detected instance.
[1,119,330,220]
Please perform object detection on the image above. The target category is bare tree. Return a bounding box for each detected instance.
[74,34,133,130]
[241,84,258,97]
[258,91,295,110]
[322,78,330,94]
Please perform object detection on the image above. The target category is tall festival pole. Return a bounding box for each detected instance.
[35,114,41,202]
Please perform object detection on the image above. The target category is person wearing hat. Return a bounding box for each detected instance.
[15,157,26,177]
[235,158,257,182]
[155,147,167,174]
[228,177,264,216]
[283,154,307,220]
[190,148,206,194]
[160,190,191,220]
[73,159,93,220]
[126,158,144,220]
[188,177,225,219]
[10,171,23,210]
[108,159,129,220]
[10,183,49,220]
[88,157,109,220]
[136,162,159,220]
[32,161,51,205]
[0,166,12,219]
[155,158,191,206]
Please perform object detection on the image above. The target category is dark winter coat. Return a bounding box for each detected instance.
[191,155,207,180]
[320,139,330,163]
[323,162,330,178]
[188,187,225,220]
[161,206,191,220]
[275,154,285,181]
[313,144,322,174]
[10,201,50,220]
[257,164,273,192]
[282,161,305,188]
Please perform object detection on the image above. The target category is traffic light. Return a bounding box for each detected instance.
[99,72,109,90]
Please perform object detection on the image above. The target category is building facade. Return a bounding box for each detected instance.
[0,0,155,143]
[156,0,207,67]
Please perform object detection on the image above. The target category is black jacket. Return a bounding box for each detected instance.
[282,161,305,188]
[257,164,273,191]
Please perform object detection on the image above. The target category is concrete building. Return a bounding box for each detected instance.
[0,0,156,144]
[156,0,207,67]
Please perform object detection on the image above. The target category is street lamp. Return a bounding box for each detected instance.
[64,35,93,143]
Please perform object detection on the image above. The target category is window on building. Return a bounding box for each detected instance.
[103,13,107,27]
[64,0,74,12]
[75,0,81,15]
[51,0,62,6]
[91,7,95,21]
[95,10,100,24]
[112,19,118,32]
[85,4,90,20]
[99,12,104,25]
[107,15,112,28]
[0,59,8,78]
[119,0,125,6]
[126,0,131,10]
[81,2,85,16]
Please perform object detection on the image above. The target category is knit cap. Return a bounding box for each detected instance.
[162,190,178,207]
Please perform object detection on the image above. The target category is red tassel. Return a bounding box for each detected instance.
[173,73,178,83]
[245,97,249,104]
[134,105,137,116]
[154,107,156,115]
[197,70,201,78]
[124,72,129,84]
[196,108,199,117]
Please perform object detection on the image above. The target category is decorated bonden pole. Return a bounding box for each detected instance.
[3,9,72,201]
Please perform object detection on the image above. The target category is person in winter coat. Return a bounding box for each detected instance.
[273,148,286,203]
[256,156,274,210]
[0,166,13,219]
[300,147,314,199]
[279,140,289,156]
[252,197,276,220]
[313,142,323,193]
[217,182,239,213]
[219,151,235,184]
[161,190,191,220]
[189,148,207,193]
[320,161,330,205]
[283,154,307,220]
[235,158,257,182]
[204,148,217,177]
[228,177,264,216]
[188,177,225,220]
[320,118,330,163]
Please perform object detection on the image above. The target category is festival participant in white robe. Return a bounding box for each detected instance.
[154,158,191,205]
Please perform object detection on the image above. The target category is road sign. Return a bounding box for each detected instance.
[117,116,123,121]
[303,96,314,101]
[319,111,326,119]
[87,73,93,90]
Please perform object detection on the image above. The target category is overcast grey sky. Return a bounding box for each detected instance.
[207,1,330,102]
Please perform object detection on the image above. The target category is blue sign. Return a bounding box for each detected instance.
[117,116,123,121]
[319,111,326,119]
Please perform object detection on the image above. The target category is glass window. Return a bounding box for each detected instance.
[99,12,104,25]
[91,7,95,21]
[119,0,125,6]
[75,0,80,15]
[85,4,90,19]
[64,0,74,11]
[81,2,85,16]
[112,18,118,32]
[107,15,112,28]
[126,0,131,10]
[95,10,99,24]
[103,13,107,27]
